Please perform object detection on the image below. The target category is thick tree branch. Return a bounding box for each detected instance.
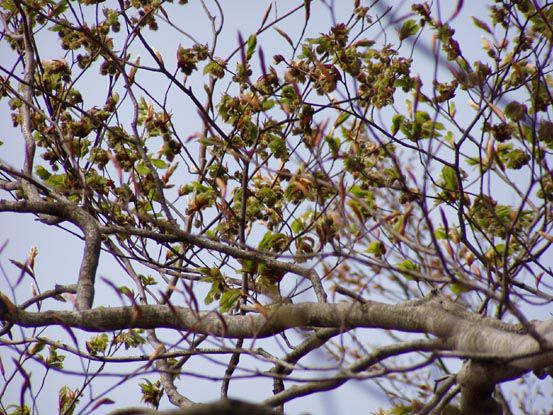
[106,399,274,415]
[457,361,504,415]
[2,296,552,376]
[0,198,100,309]
[14,3,36,178]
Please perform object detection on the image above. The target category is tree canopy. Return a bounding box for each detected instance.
[1,1,552,414]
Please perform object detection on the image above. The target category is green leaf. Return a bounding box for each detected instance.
[366,240,386,257]
[494,206,511,222]
[325,135,341,158]
[113,329,146,350]
[36,165,51,180]
[262,99,276,111]
[237,258,258,275]
[46,346,65,369]
[86,333,109,356]
[504,149,530,169]
[46,174,65,188]
[28,340,46,356]
[465,157,480,167]
[414,111,430,124]
[117,286,134,297]
[434,227,447,240]
[135,161,150,176]
[203,59,226,79]
[398,19,419,41]
[198,267,224,282]
[472,17,492,34]
[291,218,305,234]
[139,274,158,286]
[139,379,163,408]
[392,114,405,135]
[448,101,457,117]
[444,131,455,145]
[204,283,221,305]
[268,135,288,160]
[450,282,473,295]
[218,289,241,313]
[150,158,168,169]
[59,386,79,415]
[291,211,313,234]
[440,166,458,191]
[258,231,289,252]
[6,405,31,415]
[246,34,257,61]
[333,112,350,128]
[397,259,420,280]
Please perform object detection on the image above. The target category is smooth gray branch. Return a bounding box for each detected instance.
[3,296,552,380]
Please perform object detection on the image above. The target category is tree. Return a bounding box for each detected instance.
[0,0,552,414]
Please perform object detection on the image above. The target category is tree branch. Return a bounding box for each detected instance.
[0,198,100,309]
[102,223,325,298]
[3,297,552,376]
[106,399,274,415]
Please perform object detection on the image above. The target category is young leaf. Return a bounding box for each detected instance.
[440,166,459,191]
[150,158,168,169]
[246,34,257,61]
[219,289,241,313]
[472,17,492,34]
[35,165,51,180]
[135,161,150,176]
[399,19,419,41]
[397,259,420,280]
[274,27,294,48]
[366,240,386,257]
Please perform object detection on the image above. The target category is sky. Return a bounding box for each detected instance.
[1,1,551,414]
